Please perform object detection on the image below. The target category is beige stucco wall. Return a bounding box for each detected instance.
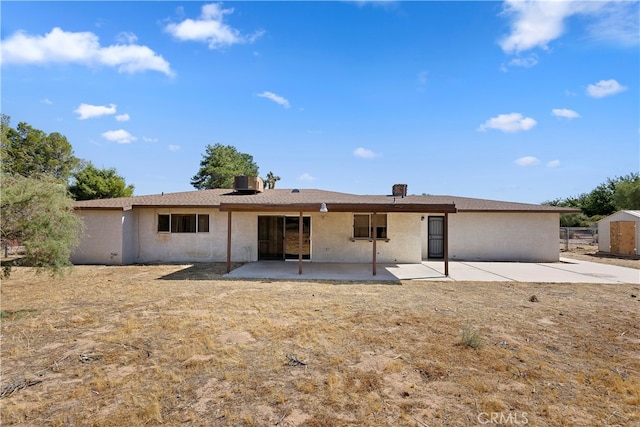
[440,212,560,262]
[74,208,559,264]
[130,209,423,264]
[134,208,226,263]
[72,209,125,265]
[312,212,422,263]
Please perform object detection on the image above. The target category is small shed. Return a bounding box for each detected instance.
[598,210,640,255]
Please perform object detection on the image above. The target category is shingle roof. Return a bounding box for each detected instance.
[74,188,579,213]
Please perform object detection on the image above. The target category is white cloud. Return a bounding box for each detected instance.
[547,160,561,168]
[143,136,158,143]
[498,1,636,54]
[478,113,537,133]
[586,2,640,46]
[353,147,381,159]
[508,54,538,68]
[74,103,117,119]
[515,156,540,166]
[101,129,137,144]
[552,108,580,119]
[298,172,317,182]
[257,91,290,108]
[116,32,138,44]
[168,145,180,152]
[0,27,173,76]
[164,3,264,49]
[41,98,53,105]
[115,113,130,122]
[586,79,627,98]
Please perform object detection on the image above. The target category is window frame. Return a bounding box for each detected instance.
[157,213,210,233]
[352,213,388,240]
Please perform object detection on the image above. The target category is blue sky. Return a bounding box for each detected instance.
[2,1,638,203]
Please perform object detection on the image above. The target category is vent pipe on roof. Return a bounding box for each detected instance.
[392,184,408,198]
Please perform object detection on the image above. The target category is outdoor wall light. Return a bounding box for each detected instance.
[320,203,328,213]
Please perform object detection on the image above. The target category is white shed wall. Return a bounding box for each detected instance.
[598,211,640,255]
[72,210,124,265]
[444,212,559,262]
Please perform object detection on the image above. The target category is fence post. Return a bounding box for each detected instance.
[562,227,569,251]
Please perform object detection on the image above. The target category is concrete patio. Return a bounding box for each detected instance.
[223,258,639,284]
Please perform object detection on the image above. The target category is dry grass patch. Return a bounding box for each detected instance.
[1,264,639,426]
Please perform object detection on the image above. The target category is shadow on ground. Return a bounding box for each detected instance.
[158,263,242,280]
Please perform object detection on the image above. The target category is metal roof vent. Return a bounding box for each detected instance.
[392,184,408,198]
[291,189,300,193]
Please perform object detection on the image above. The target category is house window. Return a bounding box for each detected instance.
[157,214,209,233]
[158,214,170,232]
[353,214,387,239]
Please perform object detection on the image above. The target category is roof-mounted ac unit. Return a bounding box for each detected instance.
[234,176,264,194]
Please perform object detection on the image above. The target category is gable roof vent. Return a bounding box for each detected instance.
[392,184,408,198]
[234,176,264,194]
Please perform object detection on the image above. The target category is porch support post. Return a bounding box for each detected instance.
[444,212,449,277]
[372,212,377,276]
[298,211,303,275]
[226,211,232,273]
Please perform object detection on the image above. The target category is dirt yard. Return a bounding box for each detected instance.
[560,242,639,270]
[1,260,639,426]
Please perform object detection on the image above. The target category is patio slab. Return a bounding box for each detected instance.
[224,259,639,284]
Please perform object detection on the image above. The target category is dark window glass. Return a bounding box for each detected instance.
[158,214,170,232]
[353,214,370,238]
[198,214,209,232]
[171,214,196,233]
[375,214,387,239]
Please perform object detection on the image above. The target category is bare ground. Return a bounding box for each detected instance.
[1,259,639,427]
[560,243,639,270]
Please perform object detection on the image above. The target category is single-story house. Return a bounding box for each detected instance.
[598,210,640,256]
[72,179,578,274]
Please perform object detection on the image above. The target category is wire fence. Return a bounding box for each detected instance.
[559,227,598,250]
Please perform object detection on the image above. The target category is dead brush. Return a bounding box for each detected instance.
[460,323,483,349]
[2,266,640,426]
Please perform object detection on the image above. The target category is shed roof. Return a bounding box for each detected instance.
[73,188,579,214]
[598,210,640,223]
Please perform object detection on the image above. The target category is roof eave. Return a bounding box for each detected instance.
[219,202,457,213]
[458,208,581,214]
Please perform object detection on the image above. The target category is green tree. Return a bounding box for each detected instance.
[264,171,281,189]
[191,143,259,189]
[1,174,84,276]
[69,161,134,200]
[1,116,79,181]
[613,177,640,210]
[546,173,639,219]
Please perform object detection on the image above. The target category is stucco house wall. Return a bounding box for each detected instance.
[444,212,560,262]
[133,208,223,263]
[72,187,573,265]
[598,211,640,255]
[72,209,125,265]
[312,212,422,263]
